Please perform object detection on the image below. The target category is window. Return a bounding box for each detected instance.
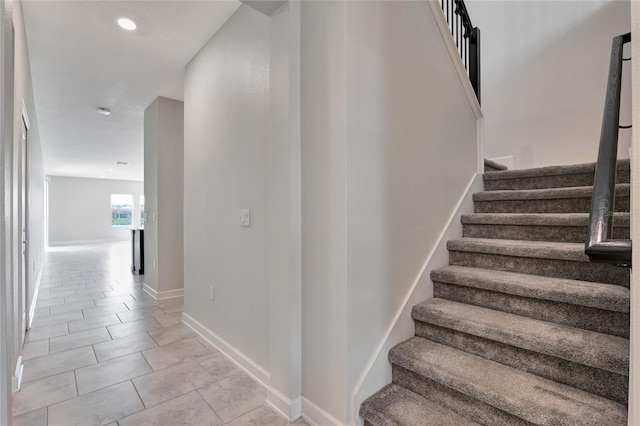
[140,195,145,226]
[111,194,133,227]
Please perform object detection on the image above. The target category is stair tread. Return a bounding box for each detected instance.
[484,158,508,171]
[360,384,480,426]
[412,298,629,375]
[473,184,630,201]
[431,265,629,312]
[483,159,629,182]
[461,212,630,227]
[390,337,627,426]
[447,237,588,262]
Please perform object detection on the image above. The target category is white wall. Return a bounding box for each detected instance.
[184,4,270,371]
[466,0,631,169]
[300,2,479,423]
[182,2,479,424]
[300,1,349,421]
[144,97,184,297]
[48,176,143,245]
[15,0,46,393]
[266,1,303,415]
[1,0,47,417]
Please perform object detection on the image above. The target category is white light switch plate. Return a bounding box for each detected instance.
[240,209,251,227]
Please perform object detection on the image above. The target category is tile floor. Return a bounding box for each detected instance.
[12,242,307,426]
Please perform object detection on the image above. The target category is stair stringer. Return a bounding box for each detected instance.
[351,173,483,425]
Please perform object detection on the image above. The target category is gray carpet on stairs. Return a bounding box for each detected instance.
[359,160,630,426]
[484,158,508,172]
[483,159,630,190]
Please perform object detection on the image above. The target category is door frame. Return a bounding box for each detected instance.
[20,99,29,344]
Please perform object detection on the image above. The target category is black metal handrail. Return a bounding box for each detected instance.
[585,32,631,267]
[440,0,480,103]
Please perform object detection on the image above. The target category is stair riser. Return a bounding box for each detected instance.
[448,251,629,287]
[483,168,630,191]
[392,365,532,426]
[414,323,628,405]
[462,224,629,243]
[433,282,629,338]
[474,196,629,214]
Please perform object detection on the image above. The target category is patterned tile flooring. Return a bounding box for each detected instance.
[12,242,306,426]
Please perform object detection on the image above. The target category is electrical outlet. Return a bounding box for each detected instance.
[209,286,215,301]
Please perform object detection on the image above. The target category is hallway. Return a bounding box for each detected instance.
[12,242,302,426]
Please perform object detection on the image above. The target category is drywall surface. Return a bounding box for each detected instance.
[184,5,270,371]
[344,1,477,422]
[266,0,302,409]
[144,96,184,295]
[300,2,478,423]
[47,176,143,245]
[143,100,158,291]
[300,1,349,422]
[156,98,184,294]
[11,0,46,393]
[466,0,631,169]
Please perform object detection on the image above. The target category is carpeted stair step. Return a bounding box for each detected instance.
[484,158,508,173]
[447,238,629,287]
[461,212,630,243]
[483,159,630,191]
[473,184,630,214]
[359,384,480,426]
[390,337,627,426]
[431,265,629,337]
[411,299,629,404]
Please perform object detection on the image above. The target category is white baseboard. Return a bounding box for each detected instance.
[181,312,270,386]
[47,238,127,247]
[12,356,23,392]
[302,397,344,426]
[350,173,484,424]
[143,283,184,300]
[266,388,302,421]
[28,268,43,329]
[182,312,310,422]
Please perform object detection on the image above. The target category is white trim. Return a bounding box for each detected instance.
[21,98,29,130]
[266,387,302,421]
[12,356,23,392]
[142,283,183,301]
[350,173,484,424]
[182,312,308,422]
[27,268,42,329]
[142,283,157,299]
[47,238,127,247]
[477,116,485,174]
[302,396,344,426]
[181,312,270,386]
[427,0,482,120]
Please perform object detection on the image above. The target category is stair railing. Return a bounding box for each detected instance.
[585,32,631,267]
[440,0,480,104]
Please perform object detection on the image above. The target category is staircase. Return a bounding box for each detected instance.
[360,160,631,425]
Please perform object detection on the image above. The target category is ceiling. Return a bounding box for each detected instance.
[22,0,241,181]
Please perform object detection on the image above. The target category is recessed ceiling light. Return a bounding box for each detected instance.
[96,107,111,116]
[117,17,137,31]
[115,161,129,166]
